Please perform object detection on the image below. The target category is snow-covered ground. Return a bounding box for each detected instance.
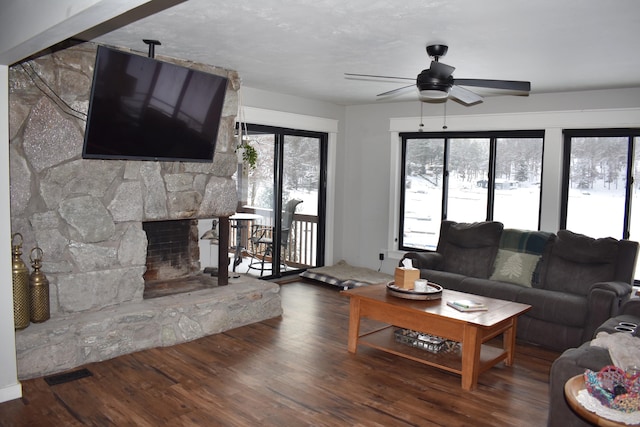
[403,175,541,250]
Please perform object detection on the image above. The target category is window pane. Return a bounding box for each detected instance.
[494,138,543,229]
[246,133,276,211]
[447,138,490,222]
[283,135,321,268]
[402,138,443,250]
[566,136,627,238]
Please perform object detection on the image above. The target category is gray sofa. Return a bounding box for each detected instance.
[401,220,639,352]
[547,299,640,426]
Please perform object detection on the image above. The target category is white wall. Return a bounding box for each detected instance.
[0,65,22,403]
[240,87,344,122]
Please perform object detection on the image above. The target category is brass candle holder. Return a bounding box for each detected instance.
[29,247,50,323]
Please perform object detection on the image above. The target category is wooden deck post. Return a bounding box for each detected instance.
[218,216,229,286]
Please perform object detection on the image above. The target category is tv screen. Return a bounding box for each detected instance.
[83,46,228,162]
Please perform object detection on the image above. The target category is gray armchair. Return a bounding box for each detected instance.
[547,298,640,426]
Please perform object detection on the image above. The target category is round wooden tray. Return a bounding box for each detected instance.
[386,281,443,300]
[564,375,632,427]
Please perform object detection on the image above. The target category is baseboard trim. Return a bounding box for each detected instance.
[0,382,22,403]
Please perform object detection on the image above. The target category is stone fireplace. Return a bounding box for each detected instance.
[8,42,282,379]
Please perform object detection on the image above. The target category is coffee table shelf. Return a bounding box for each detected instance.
[358,326,506,376]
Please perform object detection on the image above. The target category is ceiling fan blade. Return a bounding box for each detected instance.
[344,73,414,82]
[453,78,531,92]
[377,84,416,97]
[449,85,483,105]
[429,61,455,78]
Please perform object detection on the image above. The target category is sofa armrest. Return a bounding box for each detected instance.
[583,281,633,341]
[621,298,640,317]
[590,280,633,298]
[400,252,444,270]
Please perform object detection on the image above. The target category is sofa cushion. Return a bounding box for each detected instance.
[420,269,467,291]
[440,221,503,278]
[446,221,502,247]
[516,287,587,328]
[489,229,554,287]
[555,230,620,263]
[543,230,620,295]
[454,277,522,301]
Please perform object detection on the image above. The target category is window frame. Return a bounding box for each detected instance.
[399,129,545,252]
[561,128,640,240]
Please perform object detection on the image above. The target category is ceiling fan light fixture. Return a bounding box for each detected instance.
[347,43,530,106]
[419,88,450,100]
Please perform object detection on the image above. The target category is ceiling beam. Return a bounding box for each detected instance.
[0,0,185,65]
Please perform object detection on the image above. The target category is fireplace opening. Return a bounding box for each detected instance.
[142,219,217,298]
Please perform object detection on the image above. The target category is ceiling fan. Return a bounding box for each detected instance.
[345,44,531,105]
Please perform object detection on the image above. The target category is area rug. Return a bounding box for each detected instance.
[300,260,393,289]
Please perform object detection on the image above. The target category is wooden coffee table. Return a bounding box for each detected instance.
[341,284,531,391]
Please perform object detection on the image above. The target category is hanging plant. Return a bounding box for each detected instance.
[236,92,258,170]
[239,140,258,170]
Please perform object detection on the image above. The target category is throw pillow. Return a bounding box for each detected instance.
[491,228,554,287]
[490,249,541,287]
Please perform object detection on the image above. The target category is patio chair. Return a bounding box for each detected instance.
[249,199,303,276]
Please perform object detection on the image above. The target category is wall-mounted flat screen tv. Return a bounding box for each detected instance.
[83,46,228,162]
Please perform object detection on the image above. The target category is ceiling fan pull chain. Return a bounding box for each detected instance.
[443,101,448,130]
[419,102,424,132]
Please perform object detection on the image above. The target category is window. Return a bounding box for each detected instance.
[562,129,640,239]
[400,130,544,251]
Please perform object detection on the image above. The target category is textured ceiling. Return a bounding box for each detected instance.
[91,0,640,106]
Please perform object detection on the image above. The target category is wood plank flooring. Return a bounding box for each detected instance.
[0,280,560,426]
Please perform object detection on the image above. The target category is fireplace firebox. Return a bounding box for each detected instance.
[143,219,200,281]
[142,219,216,298]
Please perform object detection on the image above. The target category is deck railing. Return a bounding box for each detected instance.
[230,208,318,270]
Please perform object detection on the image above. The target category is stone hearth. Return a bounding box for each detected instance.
[16,276,282,380]
[8,42,283,379]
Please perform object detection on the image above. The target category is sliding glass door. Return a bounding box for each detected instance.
[238,124,326,278]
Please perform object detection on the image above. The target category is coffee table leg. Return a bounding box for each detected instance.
[503,318,517,366]
[347,298,361,353]
[461,325,482,391]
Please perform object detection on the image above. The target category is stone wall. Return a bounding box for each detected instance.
[8,42,282,379]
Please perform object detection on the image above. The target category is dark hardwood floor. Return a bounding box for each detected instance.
[0,280,560,426]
